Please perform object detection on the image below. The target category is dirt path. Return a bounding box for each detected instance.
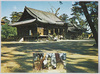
[1,40,98,73]
[47,69,66,73]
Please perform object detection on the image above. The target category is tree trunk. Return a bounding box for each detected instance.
[79,2,98,45]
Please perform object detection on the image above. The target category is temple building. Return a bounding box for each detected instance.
[9,6,68,41]
[9,6,87,41]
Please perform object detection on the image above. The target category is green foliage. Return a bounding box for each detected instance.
[69,5,87,28]
[10,12,23,23]
[71,1,98,32]
[1,16,10,24]
[59,14,69,22]
[68,17,78,25]
[1,23,17,40]
[1,11,23,41]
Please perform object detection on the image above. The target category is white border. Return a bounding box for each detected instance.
[0,0,99,74]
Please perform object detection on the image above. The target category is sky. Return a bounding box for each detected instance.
[1,1,92,33]
[1,1,74,20]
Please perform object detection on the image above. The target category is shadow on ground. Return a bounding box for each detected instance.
[1,41,98,73]
[66,59,98,73]
[12,56,33,72]
[2,41,98,55]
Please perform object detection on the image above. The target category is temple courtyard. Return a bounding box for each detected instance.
[1,40,98,73]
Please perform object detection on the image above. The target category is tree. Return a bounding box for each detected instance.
[1,23,17,40]
[1,17,17,40]
[59,14,69,22]
[68,16,78,25]
[71,1,98,45]
[1,11,23,41]
[10,12,23,23]
[1,16,10,25]
[79,2,98,45]
[70,6,87,29]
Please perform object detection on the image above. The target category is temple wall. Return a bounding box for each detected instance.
[17,25,37,37]
[16,24,68,40]
[17,26,29,36]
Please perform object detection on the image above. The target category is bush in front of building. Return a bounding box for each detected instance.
[1,23,17,41]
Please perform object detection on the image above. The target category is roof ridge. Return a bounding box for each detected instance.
[26,6,55,15]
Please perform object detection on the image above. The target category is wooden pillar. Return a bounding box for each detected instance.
[44,28,46,35]
[58,28,60,34]
[47,29,48,35]
[64,28,67,34]
[61,28,62,35]
[32,25,37,36]
[63,29,64,33]
[51,29,53,35]
[55,28,58,35]
[44,28,48,35]
[58,28,60,38]
[59,28,62,35]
